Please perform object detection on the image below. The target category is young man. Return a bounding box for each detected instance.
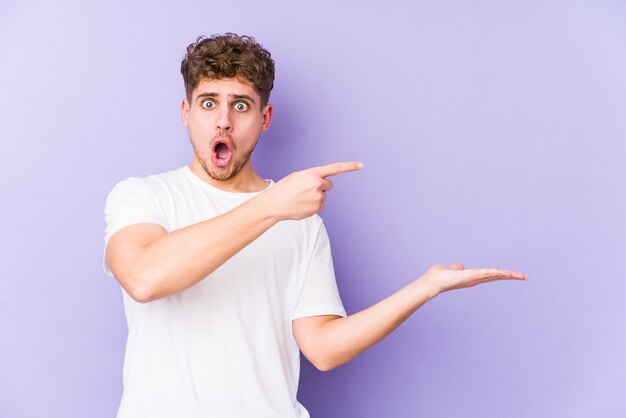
[103,33,527,418]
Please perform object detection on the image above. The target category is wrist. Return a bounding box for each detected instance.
[413,275,441,301]
[253,189,283,224]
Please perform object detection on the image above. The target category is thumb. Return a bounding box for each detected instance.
[448,263,465,270]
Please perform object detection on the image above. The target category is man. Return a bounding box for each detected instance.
[103,33,527,418]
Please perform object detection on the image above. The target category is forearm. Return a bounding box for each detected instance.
[130,192,278,301]
[315,278,438,370]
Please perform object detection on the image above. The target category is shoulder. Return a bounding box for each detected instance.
[142,166,189,193]
[107,166,188,198]
[106,175,150,203]
[294,214,328,245]
[307,214,325,232]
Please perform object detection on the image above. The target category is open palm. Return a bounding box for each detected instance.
[422,263,528,295]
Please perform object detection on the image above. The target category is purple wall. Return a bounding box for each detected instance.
[1,1,625,417]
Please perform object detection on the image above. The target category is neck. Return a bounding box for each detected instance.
[189,159,268,193]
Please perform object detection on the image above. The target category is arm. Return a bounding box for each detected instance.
[293,263,528,371]
[106,195,278,303]
[106,162,363,303]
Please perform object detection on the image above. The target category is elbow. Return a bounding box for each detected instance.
[314,362,336,372]
[126,285,156,304]
[119,269,162,304]
[129,276,165,303]
[310,355,342,372]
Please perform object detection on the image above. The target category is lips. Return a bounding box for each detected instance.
[211,139,232,167]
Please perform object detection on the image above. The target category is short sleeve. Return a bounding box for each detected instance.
[292,222,346,319]
[102,177,167,276]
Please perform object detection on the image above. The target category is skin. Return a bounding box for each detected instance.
[182,77,272,192]
[293,263,527,371]
[106,76,528,372]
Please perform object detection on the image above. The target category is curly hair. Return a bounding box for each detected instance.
[180,33,275,107]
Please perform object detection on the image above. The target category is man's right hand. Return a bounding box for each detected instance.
[262,162,364,221]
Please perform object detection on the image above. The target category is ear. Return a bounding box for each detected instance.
[181,98,190,127]
[261,103,273,131]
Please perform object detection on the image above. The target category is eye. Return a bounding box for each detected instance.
[233,101,248,112]
[201,100,215,109]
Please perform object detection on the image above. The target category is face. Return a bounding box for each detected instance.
[182,77,272,183]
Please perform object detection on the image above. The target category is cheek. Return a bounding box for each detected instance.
[188,126,212,151]
[188,115,211,136]
[238,115,263,134]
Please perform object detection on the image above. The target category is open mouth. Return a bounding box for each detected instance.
[211,140,232,167]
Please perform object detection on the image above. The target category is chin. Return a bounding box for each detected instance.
[206,162,242,182]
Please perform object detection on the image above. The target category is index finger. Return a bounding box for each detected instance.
[312,162,364,178]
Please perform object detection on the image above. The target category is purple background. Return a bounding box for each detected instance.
[1,1,625,417]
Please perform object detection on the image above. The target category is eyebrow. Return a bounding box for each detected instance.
[194,92,256,104]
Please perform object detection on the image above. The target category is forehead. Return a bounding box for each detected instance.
[192,77,259,101]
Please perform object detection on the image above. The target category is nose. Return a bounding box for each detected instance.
[216,107,232,131]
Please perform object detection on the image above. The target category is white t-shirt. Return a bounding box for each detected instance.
[103,165,346,418]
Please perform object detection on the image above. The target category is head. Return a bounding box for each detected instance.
[180,34,275,187]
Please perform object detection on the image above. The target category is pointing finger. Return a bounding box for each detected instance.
[313,162,364,178]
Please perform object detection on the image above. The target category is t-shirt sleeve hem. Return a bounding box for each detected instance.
[292,305,347,320]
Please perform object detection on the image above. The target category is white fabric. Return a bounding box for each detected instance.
[103,165,346,418]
